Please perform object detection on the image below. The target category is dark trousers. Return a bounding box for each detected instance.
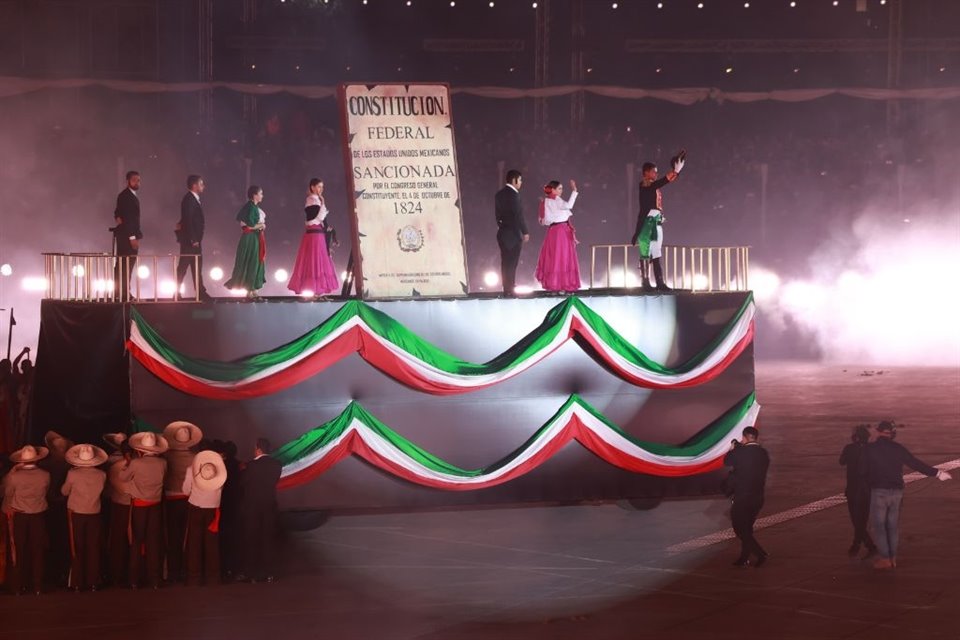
[846,490,876,552]
[129,504,162,587]
[165,498,188,582]
[106,502,129,586]
[45,501,69,587]
[176,244,207,297]
[115,240,138,301]
[69,512,101,590]
[244,507,277,581]
[11,512,46,593]
[498,237,522,295]
[731,495,766,561]
[185,505,220,586]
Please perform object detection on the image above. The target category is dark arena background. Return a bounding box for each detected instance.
[1,1,959,639]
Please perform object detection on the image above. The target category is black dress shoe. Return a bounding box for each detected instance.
[732,558,750,567]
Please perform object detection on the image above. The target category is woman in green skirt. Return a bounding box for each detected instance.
[224,185,267,298]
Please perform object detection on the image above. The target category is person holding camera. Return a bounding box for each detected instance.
[723,426,770,567]
[865,420,952,570]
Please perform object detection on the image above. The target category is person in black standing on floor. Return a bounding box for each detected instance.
[112,171,142,301]
[724,426,770,567]
[494,169,529,296]
[176,174,212,301]
[839,424,877,559]
[239,438,282,583]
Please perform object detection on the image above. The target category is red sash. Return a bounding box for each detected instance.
[242,226,267,262]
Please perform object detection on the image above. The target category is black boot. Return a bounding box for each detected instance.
[639,259,653,291]
[652,258,671,291]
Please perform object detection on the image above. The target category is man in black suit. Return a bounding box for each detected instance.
[175,174,211,301]
[113,171,142,301]
[723,426,770,567]
[494,169,529,296]
[239,437,283,583]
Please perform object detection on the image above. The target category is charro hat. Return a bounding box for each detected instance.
[163,421,203,451]
[10,444,50,464]
[102,433,127,451]
[877,420,899,433]
[191,450,227,492]
[128,431,170,455]
[65,444,109,467]
[44,430,74,454]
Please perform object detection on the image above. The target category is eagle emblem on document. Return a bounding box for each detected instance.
[397,225,424,252]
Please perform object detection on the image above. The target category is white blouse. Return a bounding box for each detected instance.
[541,191,578,225]
[305,194,329,226]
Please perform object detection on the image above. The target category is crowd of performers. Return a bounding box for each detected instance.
[496,150,687,295]
[0,425,283,594]
[112,174,341,301]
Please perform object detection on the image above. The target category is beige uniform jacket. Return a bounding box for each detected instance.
[164,450,194,496]
[61,466,107,514]
[117,455,167,503]
[3,466,51,514]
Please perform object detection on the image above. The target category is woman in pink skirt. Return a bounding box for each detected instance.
[535,179,580,292]
[287,178,340,296]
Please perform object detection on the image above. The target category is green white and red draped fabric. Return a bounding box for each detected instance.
[268,392,758,490]
[127,295,755,399]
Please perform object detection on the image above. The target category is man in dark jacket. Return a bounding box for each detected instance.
[839,424,877,558]
[865,420,951,569]
[175,174,211,301]
[113,171,142,301]
[240,438,283,583]
[494,169,528,296]
[723,426,769,567]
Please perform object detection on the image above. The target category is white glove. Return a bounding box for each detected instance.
[672,156,685,174]
[936,470,952,481]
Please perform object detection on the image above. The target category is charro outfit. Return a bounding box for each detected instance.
[4,455,50,593]
[287,194,340,295]
[723,442,770,566]
[633,152,684,290]
[534,189,580,292]
[118,452,167,587]
[224,201,267,293]
[60,446,108,591]
[495,183,528,295]
[105,452,131,586]
[182,451,226,586]
[163,448,194,583]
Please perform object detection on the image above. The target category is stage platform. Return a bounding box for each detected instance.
[31,289,755,513]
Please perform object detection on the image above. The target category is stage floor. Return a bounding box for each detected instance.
[5,362,959,639]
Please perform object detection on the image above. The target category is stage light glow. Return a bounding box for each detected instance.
[159,280,177,296]
[611,2,618,8]
[789,1,796,7]
[483,271,500,288]
[691,273,709,291]
[300,290,315,298]
[749,266,781,303]
[513,285,534,295]
[209,267,224,281]
[0,263,11,276]
[92,279,115,294]
[227,288,248,297]
[137,265,150,279]
[22,276,48,292]
[274,268,289,283]
[725,67,733,74]
[71,265,85,278]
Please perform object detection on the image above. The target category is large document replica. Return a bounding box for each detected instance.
[339,83,469,299]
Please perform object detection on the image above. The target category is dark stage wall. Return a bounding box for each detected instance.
[33,292,754,512]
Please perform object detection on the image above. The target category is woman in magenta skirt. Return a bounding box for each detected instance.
[287,178,340,296]
[535,179,580,292]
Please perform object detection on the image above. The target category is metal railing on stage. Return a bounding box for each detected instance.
[41,252,203,302]
[589,244,751,292]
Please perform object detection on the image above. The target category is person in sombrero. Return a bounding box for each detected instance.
[43,430,74,586]
[61,443,108,591]
[102,432,131,587]
[118,431,168,589]
[183,449,228,586]
[162,421,202,584]
[4,444,51,595]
